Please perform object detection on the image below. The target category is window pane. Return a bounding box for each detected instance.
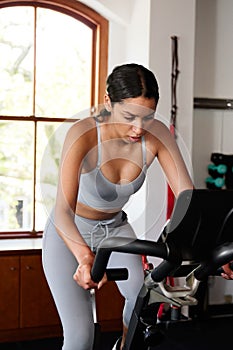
[0,121,34,231]
[0,7,34,116]
[36,8,92,118]
[36,121,71,231]
[0,3,97,236]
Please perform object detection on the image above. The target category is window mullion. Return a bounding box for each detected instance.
[31,6,37,234]
[33,6,37,116]
[32,120,37,234]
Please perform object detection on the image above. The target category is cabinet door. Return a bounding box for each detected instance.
[20,254,61,328]
[0,256,20,329]
[95,281,124,332]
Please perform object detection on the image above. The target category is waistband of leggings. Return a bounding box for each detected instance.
[75,210,127,227]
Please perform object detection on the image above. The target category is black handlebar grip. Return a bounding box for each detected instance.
[106,268,128,281]
[91,247,111,283]
[194,242,233,281]
[151,260,181,282]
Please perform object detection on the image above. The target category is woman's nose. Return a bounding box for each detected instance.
[132,125,142,134]
[132,120,143,134]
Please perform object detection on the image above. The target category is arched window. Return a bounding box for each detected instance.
[0,0,108,236]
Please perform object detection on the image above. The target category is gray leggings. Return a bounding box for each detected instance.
[42,211,144,350]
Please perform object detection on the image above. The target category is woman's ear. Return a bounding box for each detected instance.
[104,94,112,112]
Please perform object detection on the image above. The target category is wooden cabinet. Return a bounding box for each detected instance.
[20,254,61,328]
[95,281,124,332]
[0,251,62,342]
[0,256,20,330]
[0,248,124,342]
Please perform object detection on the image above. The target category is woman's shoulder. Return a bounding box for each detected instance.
[145,119,176,157]
[63,117,97,151]
[68,116,96,134]
[146,119,171,142]
[151,118,170,131]
[65,117,96,139]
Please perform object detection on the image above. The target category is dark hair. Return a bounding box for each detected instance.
[95,63,159,120]
[107,63,159,102]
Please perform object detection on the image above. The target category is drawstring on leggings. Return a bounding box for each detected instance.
[88,218,115,252]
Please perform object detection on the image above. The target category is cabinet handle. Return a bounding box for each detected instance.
[10,267,17,271]
[26,266,32,270]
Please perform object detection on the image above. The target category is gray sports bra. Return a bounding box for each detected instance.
[77,121,147,210]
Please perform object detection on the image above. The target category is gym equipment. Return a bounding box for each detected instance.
[211,153,233,189]
[205,176,225,189]
[211,153,233,166]
[91,189,233,350]
[207,163,227,177]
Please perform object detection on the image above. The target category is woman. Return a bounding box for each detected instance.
[42,63,194,350]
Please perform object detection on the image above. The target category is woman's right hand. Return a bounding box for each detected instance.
[73,253,107,290]
[73,253,97,289]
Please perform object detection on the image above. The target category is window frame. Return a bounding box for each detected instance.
[0,0,108,238]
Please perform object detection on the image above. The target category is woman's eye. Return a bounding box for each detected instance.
[143,113,154,121]
[123,113,154,122]
[124,115,135,121]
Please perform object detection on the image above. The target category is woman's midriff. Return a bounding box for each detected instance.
[75,201,121,220]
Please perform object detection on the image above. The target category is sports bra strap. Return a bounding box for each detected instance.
[96,122,102,168]
[141,136,147,166]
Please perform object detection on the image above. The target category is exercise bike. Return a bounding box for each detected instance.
[91,189,233,350]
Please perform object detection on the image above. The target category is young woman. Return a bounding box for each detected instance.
[42,63,194,350]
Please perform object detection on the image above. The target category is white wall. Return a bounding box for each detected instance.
[193,0,233,188]
[149,0,196,153]
[194,0,233,98]
[79,0,151,71]
[146,0,196,246]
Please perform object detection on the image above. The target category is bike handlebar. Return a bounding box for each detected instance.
[105,268,128,281]
[194,242,233,280]
[91,237,182,283]
[91,237,233,284]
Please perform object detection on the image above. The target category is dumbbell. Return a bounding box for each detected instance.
[210,153,233,189]
[205,177,225,189]
[208,163,227,177]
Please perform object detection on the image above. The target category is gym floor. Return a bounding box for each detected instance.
[0,332,121,350]
[0,316,232,349]
[153,316,233,350]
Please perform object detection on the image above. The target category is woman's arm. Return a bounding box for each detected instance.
[54,119,104,289]
[154,121,194,197]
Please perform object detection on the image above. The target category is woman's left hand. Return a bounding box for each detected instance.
[221,262,233,280]
[96,273,108,289]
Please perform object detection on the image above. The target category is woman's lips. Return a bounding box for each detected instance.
[128,135,142,142]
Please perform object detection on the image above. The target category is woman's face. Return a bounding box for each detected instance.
[106,96,157,143]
